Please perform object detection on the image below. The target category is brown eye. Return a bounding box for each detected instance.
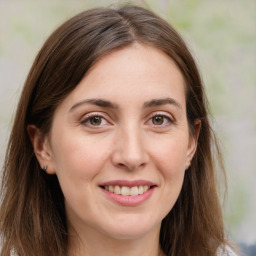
[89,116,102,126]
[82,113,109,128]
[152,116,164,125]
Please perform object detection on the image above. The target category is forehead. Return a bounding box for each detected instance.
[58,43,186,111]
[88,43,183,81]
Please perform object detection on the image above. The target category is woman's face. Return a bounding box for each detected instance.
[38,44,198,240]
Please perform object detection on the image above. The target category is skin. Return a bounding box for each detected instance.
[29,43,199,256]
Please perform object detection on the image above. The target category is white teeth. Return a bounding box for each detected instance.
[103,185,151,196]
[121,186,130,196]
[143,185,149,192]
[109,185,114,192]
[130,186,139,196]
[114,185,121,194]
[138,185,144,195]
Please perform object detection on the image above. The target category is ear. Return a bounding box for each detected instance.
[185,119,201,170]
[27,125,56,174]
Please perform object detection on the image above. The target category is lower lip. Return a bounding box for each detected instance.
[101,187,155,206]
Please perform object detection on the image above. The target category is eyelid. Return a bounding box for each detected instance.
[81,112,112,127]
[146,111,175,126]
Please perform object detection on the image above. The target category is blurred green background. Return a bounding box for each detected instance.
[0,0,255,246]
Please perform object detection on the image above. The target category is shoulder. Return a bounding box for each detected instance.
[217,245,239,256]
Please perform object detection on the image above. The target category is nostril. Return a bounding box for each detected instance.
[111,142,149,171]
[117,162,146,171]
[117,163,128,169]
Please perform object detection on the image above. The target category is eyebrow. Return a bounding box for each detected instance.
[69,97,182,112]
[143,97,182,110]
[69,99,118,112]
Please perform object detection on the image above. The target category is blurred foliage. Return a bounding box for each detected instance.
[0,0,255,244]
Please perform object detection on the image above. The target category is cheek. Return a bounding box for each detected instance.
[51,132,111,181]
[149,135,188,206]
[50,134,113,213]
[151,134,189,175]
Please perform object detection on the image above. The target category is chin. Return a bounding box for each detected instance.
[101,219,161,240]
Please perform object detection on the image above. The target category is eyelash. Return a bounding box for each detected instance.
[81,112,174,128]
[147,113,174,127]
[81,113,110,127]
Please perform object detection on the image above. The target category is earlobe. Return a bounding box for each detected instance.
[27,125,55,174]
[186,119,201,169]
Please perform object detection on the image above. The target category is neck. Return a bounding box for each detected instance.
[67,224,165,256]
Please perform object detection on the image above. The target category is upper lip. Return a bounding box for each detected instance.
[100,180,157,187]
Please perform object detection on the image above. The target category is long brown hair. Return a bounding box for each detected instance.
[0,6,227,256]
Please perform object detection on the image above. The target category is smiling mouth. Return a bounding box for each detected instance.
[101,185,155,196]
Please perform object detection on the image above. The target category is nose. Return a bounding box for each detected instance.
[111,125,149,171]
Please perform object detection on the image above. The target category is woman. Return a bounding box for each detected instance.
[0,5,237,256]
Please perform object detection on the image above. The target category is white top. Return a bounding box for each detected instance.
[218,246,238,256]
[7,244,238,255]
